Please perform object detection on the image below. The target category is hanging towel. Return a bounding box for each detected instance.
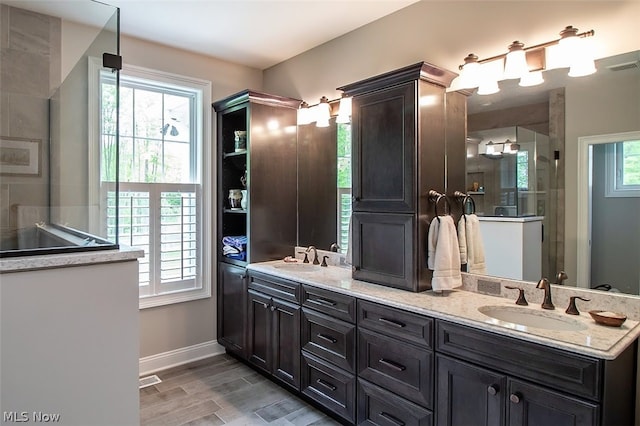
[457,214,487,274]
[428,215,462,292]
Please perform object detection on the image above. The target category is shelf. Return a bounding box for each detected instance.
[219,256,247,268]
[223,149,247,159]
[468,191,485,195]
[224,208,247,214]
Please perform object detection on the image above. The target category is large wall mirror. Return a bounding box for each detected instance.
[462,50,640,295]
[297,109,351,254]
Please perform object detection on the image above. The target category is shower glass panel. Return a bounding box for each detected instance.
[466,126,549,217]
[0,0,120,257]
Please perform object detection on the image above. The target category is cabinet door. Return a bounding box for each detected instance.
[247,289,272,372]
[271,298,301,390]
[352,212,415,290]
[507,379,598,426]
[436,355,505,426]
[352,82,416,213]
[217,263,247,357]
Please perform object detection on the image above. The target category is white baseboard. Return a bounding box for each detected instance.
[139,340,225,376]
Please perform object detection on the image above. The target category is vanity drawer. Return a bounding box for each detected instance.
[358,299,433,348]
[358,378,433,426]
[248,271,300,304]
[436,320,602,400]
[302,285,356,323]
[301,352,356,424]
[358,328,433,409]
[301,308,356,373]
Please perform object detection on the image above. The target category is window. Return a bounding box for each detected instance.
[516,150,529,190]
[337,123,351,253]
[605,140,640,198]
[92,59,211,308]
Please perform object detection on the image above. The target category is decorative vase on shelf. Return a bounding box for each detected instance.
[240,190,247,210]
[228,189,243,210]
[234,131,247,152]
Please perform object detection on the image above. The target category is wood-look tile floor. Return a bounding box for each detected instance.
[140,353,341,425]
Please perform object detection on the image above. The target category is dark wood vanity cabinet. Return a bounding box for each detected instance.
[237,270,639,426]
[436,320,636,426]
[356,300,435,425]
[213,90,300,357]
[300,285,357,423]
[338,62,466,292]
[217,263,247,357]
[246,272,301,390]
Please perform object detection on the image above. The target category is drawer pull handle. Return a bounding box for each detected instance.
[510,393,522,404]
[487,385,499,395]
[313,297,337,307]
[316,378,337,392]
[261,302,269,309]
[379,412,405,426]
[378,317,406,328]
[317,333,337,344]
[378,358,406,372]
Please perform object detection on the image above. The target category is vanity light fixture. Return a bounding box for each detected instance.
[297,101,313,125]
[452,25,595,94]
[336,95,352,124]
[315,96,331,127]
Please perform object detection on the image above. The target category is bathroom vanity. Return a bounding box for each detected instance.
[225,260,640,426]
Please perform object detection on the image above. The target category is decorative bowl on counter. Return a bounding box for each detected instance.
[589,310,627,327]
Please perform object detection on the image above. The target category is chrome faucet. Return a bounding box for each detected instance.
[306,245,320,265]
[536,278,555,310]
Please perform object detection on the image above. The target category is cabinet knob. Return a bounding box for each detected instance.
[270,305,276,311]
[352,196,360,202]
[510,393,522,404]
[487,385,499,395]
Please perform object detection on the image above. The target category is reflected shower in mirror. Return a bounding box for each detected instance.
[462,50,640,294]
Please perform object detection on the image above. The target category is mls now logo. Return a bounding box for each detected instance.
[3,411,61,423]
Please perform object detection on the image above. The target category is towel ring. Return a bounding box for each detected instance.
[428,190,451,221]
[453,190,476,215]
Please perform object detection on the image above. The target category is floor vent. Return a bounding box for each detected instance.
[139,374,162,389]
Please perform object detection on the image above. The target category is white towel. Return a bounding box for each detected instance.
[428,215,462,291]
[458,214,487,274]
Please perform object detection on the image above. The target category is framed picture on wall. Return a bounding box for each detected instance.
[0,137,41,176]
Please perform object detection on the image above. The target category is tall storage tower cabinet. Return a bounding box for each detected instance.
[213,90,300,357]
[338,62,466,292]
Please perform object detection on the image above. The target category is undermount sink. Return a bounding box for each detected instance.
[478,305,588,331]
[273,263,322,272]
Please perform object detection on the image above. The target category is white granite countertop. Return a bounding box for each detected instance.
[248,260,640,360]
[0,245,144,273]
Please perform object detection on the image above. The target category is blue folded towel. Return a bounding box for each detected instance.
[222,235,247,251]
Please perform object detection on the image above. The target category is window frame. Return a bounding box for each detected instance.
[605,140,640,198]
[89,57,212,309]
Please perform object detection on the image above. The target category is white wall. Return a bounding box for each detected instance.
[264,1,640,103]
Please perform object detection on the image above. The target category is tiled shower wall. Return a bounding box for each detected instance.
[0,4,60,237]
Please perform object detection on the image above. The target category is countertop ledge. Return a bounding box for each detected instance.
[0,246,144,273]
[248,260,640,360]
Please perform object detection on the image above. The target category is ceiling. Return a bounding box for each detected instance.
[5,0,420,70]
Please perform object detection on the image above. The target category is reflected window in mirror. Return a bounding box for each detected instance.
[605,140,640,197]
[337,123,352,254]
